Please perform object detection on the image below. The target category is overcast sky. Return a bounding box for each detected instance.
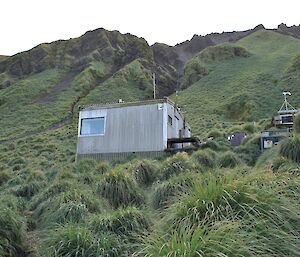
[1,0,300,56]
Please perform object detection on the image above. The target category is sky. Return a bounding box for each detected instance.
[1,0,300,56]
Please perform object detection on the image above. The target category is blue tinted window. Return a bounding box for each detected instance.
[80,117,105,135]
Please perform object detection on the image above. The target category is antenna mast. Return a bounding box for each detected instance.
[279,91,295,111]
[153,73,156,99]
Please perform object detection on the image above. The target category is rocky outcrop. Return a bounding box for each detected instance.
[277,23,300,38]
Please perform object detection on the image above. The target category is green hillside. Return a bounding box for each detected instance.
[177,30,300,136]
[1,28,300,256]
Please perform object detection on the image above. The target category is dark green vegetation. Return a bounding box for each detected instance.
[176,30,300,136]
[1,26,300,256]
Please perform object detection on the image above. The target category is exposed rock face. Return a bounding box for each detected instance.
[277,23,300,37]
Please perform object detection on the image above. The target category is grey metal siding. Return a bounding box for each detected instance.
[167,104,184,138]
[77,151,166,161]
[77,103,164,155]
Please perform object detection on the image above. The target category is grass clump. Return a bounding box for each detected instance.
[218,151,241,168]
[90,207,150,237]
[136,221,246,257]
[279,136,300,163]
[33,188,107,226]
[235,134,261,165]
[97,168,144,209]
[191,149,216,170]
[0,170,11,186]
[152,182,182,210]
[152,173,197,210]
[40,224,123,257]
[207,129,224,139]
[74,159,97,173]
[294,113,300,134]
[29,180,74,211]
[0,207,26,257]
[131,159,158,186]
[161,152,190,180]
[95,161,110,174]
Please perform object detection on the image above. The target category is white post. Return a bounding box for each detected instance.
[153,73,156,99]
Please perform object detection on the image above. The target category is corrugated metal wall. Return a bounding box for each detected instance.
[77,151,166,161]
[77,103,165,155]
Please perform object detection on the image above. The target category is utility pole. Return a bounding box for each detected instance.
[153,73,156,99]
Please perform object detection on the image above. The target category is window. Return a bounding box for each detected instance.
[80,117,105,135]
[168,115,173,126]
[281,115,293,124]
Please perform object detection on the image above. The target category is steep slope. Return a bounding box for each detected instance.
[176,29,300,136]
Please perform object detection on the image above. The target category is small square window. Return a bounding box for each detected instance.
[168,115,173,126]
[80,117,105,135]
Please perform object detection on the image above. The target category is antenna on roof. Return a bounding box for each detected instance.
[153,73,156,99]
[279,91,295,112]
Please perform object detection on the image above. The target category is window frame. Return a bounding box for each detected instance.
[80,116,106,136]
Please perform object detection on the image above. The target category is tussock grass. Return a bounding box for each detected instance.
[97,168,144,209]
[161,152,191,180]
[74,159,97,173]
[0,170,11,186]
[0,207,26,257]
[294,113,300,134]
[33,188,108,226]
[90,207,150,237]
[136,221,247,257]
[152,173,198,210]
[95,161,110,174]
[29,180,74,211]
[191,149,216,170]
[131,159,158,186]
[207,129,224,139]
[40,224,123,257]
[279,136,300,163]
[218,151,241,168]
[140,170,300,256]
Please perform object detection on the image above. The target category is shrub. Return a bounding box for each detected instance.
[41,224,123,257]
[218,151,241,168]
[0,208,26,257]
[279,136,300,163]
[90,207,150,237]
[161,152,190,180]
[97,169,144,209]
[132,160,158,186]
[191,150,216,170]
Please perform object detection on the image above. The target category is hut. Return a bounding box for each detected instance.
[76,98,197,160]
